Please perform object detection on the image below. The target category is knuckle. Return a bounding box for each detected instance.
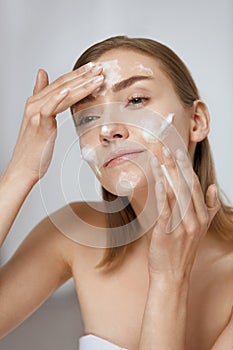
[81,79,93,91]
[54,75,66,86]
[161,208,171,221]
[40,106,48,117]
[29,113,40,127]
[26,95,34,105]
[24,97,36,118]
[187,223,200,237]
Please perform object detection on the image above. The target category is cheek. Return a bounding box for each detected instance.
[136,113,190,162]
[172,114,191,147]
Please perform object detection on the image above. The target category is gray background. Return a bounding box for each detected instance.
[0,0,233,349]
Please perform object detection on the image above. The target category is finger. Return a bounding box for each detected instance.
[175,149,205,216]
[27,71,104,122]
[49,74,104,115]
[39,88,69,129]
[33,62,101,100]
[166,149,201,237]
[161,146,193,233]
[206,184,221,225]
[150,155,172,233]
[175,149,217,233]
[161,146,179,204]
[33,69,49,95]
[206,184,219,208]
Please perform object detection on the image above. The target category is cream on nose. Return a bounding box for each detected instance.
[99,123,129,143]
[101,125,111,135]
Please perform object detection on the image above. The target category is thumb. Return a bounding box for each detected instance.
[206,184,221,223]
[33,69,49,95]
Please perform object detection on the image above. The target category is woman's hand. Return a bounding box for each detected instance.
[7,62,104,183]
[148,146,220,280]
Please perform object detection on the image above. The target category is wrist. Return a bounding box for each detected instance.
[1,163,38,189]
[149,271,190,289]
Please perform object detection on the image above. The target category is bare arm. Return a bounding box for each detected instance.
[0,215,73,339]
[139,148,220,349]
[0,167,35,248]
[0,62,104,337]
[139,276,189,349]
[0,62,103,247]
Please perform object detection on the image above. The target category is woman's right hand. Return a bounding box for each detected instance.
[7,62,104,184]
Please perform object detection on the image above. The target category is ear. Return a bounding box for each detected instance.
[189,100,210,142]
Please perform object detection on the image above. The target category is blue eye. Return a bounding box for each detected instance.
[77,115,100,127]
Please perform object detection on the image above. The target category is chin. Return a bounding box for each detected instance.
[100,171,150,197]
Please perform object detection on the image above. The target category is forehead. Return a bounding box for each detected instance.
[94,48,160,73]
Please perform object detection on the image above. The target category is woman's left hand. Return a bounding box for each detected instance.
[148,146,221,280]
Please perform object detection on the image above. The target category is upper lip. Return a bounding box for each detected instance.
[103,148,145,167]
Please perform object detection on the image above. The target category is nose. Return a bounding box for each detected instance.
[99,123,129,144]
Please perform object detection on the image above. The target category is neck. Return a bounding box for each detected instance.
[130,183,158,246]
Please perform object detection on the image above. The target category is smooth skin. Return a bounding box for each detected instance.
[0,49,233,350]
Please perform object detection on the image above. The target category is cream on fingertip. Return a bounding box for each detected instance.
[85,62,96,70]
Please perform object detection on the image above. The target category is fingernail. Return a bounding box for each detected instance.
[85,62,95,70]
[93,75,104,84]
[175,149,185,161]
[92,64,102,73]
[59,88,69,95]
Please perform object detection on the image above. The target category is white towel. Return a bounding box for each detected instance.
[79,334,127,350]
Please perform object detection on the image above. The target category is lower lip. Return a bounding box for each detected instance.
[105,151,144,168]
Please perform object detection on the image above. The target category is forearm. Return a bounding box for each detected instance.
[139,274,189,350]
[0,165,36,248]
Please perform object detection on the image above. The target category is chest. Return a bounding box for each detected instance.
[72,255,232,350]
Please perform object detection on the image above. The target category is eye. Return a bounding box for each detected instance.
[77,115,100,127]
[126,96,149,108]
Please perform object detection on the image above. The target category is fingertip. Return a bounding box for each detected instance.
[33,68,49,95]
[206,184,219,209]
[39,68,49,83]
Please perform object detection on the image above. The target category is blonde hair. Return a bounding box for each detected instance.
[72,36,233,270]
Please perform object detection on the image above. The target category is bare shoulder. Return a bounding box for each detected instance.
[47,201,107,271]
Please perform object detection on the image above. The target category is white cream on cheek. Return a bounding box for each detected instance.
[142,113,175,142]
[81,145,101,176]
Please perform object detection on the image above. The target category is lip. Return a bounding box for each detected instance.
[103,149,145,168]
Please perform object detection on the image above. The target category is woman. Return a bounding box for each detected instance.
[0,36,232,350]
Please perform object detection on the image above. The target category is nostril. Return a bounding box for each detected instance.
[113,134,123,138]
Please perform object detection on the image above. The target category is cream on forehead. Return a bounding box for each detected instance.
[142,113,174,142]
[93,59,121,96]
[134,63,153,76]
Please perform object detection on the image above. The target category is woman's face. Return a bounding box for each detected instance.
[73,49,193,196]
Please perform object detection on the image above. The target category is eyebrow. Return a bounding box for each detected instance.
[112,75,153,92]
[72,75,153,109]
